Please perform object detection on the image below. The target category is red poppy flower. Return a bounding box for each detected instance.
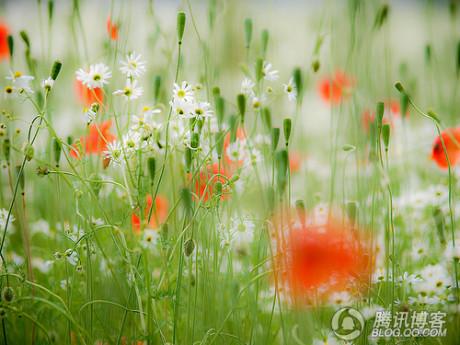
[193,163,231,201]
[131,194,169,234]
[75,79,104,106]
[273,210,371,303]
[318,70,354,104]
[288,151,302,173]
[106,16,119,41]
[0,22,9,60]
[431,127,460,169]
[70,120,116,158]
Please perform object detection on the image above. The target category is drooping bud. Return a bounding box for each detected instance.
[311,59,320,73]
[283,118,292,146]
[271,127,280,151]
[394,81,405,94]
[147,157,156,183]
[374,4,389,29]
[237,94,246,123]
[50,60,62,80]
[427,110,441,123]
[382,124,390,151]
[244,18,253,49]
[261,107,272,130]
[53,138,62,166]
[261,29,269,57]
[20,31,30,49]
[154,75,162,101]
[177,11,186,44]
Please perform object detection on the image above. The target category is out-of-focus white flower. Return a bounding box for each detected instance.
[123,131,142,154]
[41,77,54,91]
[32,258,53,273]
[413,264,451,296]
[241,78,255,96]
[283,77,297,101]
[113,79,143,100]
[6,71,34,93]
[84,103,100,124]
[328,291,352,307]
[226,140,246,163]
[142,229,159,249]
[76,63,112,89]
[120,52,146,78]
[0,208,14,229]
[30,219,51,237]
[104,141,123,165]
[445,240,460,261]
[171,98,193,118]
[262,61,278,81]
[190,102,213,120]
[65,249,79,266]
[172,81,194,103]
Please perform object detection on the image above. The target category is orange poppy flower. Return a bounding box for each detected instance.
[193,163,230,201]
[273,210,371,303]
[70,120,116,158]
[0,22,9,60]
[75,79,104,106]
[318,70,354,104]
[288,151,302,173]
[131,194,169,234]
[431,127,460,169]
[106,16,119,41]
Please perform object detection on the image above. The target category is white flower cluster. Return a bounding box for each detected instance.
[171,81,213,121]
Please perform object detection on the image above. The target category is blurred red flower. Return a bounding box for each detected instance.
[193,163,230,201]
[70,120,116,158]
[0,22,9,60]
[75,79,104,106]
[131,194,169,234]
[431,127,460,169]
[318,70,354,104]
[106,16,119,41]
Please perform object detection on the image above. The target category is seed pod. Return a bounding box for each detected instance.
[261,29,269,56]
[271,127,280,151]
[312,59,320,73]
[154,75,162,101]
[342,144,356,152]
[382,124,390,150]
[262,107,272,130]
[147,157,156,183]
[214,181,222,198]
[283,118,292,146]
[181,187,193,215]
[177,11,186,44]
[255,58,264,81]
[7,35,13,59]
[244,18,253,49]
[237,94,246,123]
[1,287,14,303]
[184,238,196,256]
[376,102,385,126]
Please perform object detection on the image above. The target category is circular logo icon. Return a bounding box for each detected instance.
[331,307,365,341]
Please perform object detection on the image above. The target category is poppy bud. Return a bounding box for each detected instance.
[177,11,186,44]
[255,58,264,81]
[16,166,24,191]
[50,60,62,81]
[229,115,238,143]
[275,149,288,192]
[374,4,389,29]
[237,94,246,123]
[185,147,192,172]
[262,107,272,130]
[244,18,253,49]
[293,67,302,97]
[216,96,225,125]
[283,118,292,146]
[7,35,13,60]
[427,110,440,123]
[376,102,385,126]
[271,127,280,151]
[48,0,54,21]
[1,287,14,303]
[191,132,200,149]
[215,131,224,159]
[312,59,320,73]
[184,238,196,256]
[382,124,390,151]
[181,187,193,214]
[20,30,30,49]
[261,29,269,57]
[400,93,409,119]
[394,81,405,94]
[153,75,162,101]
[147,157,156,183]
[425,44,432,64]
[3,139,10,162]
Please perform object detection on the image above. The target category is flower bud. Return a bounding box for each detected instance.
[214,181,222,197]
[53,138,61,166]
[427,110,440,123]
[382,123,390,150]
[216,96,225,125]
[48,0,54,22]
[311,59,320,73]
[229,115,238,143]
[191,132,200,149]
[342,144,356,152]
[394,82,405,94]
[255,58,264,81]
[181,187,193,214]
[177,11,186,44]
[3,139,10,162]
[237,93,246,123]
[400,93,409,118]
[244,18,253,49]
[374,4,389,29]
[283,118,292,146]
[1,287,14,303]
[275,149,288,192]
[215,131,224,159]
[50,60,62,80]
[376,101,385,126]
[20,31,30,49]
[147,157,156,183]
[262,107,272,130]
[184,238,196,256]
[293,67,302,97]
[154,75,161,101]
[185,147,192,172]
[271,127,280,151]
[7,35,13,60]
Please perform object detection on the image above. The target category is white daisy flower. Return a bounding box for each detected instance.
[226,140,246,162]
[113,79,143,100]
[262,61,278,81]
[120,52,146,78]
[313,335,340,345]
[6,71,34,93]
[172,81,194,103]
[84,103,100,124]
[104,141,124,165]
[191,102,213,120]
[123,131,142,153]
[76,63,112,89]
[142,229,159,249]
[171,98,194,118]
[240,78,255,96]
[328,291,352,307]
[283,77,297,102]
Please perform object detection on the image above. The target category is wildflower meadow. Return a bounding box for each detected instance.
[0,0,460,344]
